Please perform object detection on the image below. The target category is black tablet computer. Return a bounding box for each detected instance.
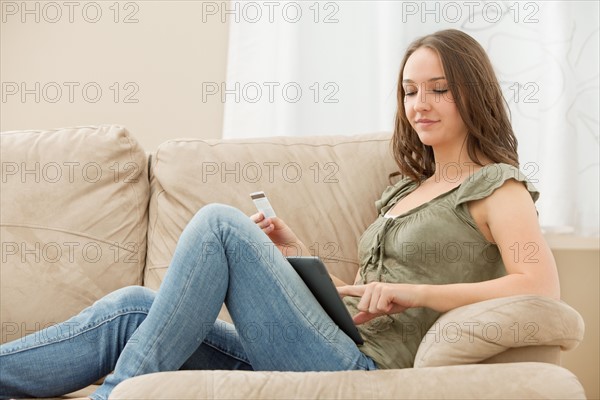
[286,256,364,345]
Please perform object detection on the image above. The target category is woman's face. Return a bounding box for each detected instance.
[402,47,468,149]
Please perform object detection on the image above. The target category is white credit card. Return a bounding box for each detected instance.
[250,191,276,218]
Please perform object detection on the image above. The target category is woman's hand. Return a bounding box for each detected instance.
[337,282,421,324]
[250,211,310,256]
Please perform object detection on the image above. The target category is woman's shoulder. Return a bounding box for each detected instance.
[455,163,539,206]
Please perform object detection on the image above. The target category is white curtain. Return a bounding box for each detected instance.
[223,1,599,237]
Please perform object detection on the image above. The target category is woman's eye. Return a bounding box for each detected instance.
[403,86,448,96]
[403,86,417,96]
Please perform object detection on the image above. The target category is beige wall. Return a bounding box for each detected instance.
[554,248,600,400]
[0,1,229,150]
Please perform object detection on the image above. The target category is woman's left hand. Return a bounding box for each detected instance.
[337,283,420,324]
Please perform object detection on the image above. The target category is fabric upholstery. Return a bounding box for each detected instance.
[110,363,586,399]
[144,132,398,289]
[414,295,585,367]
[0,125,148,344]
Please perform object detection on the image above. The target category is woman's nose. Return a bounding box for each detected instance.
[413,92,431,112]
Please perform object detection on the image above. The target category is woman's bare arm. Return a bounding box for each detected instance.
[338,179,561,322]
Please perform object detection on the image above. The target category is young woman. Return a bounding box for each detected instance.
[0,29,559,400]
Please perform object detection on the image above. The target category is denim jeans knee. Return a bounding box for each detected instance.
[192,203,247,229]
[98,285,155,312]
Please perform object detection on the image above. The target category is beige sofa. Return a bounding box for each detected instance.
[0,125,587,399]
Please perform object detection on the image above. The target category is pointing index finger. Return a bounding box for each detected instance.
[336,285,366,298]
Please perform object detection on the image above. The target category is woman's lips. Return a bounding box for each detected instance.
[416,119,439,127]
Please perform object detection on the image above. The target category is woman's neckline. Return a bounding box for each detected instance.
[383,163,494,219]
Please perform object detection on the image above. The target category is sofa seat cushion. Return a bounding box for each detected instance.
[110,362,585,399]
[145,132,397,289]
[0,125,149,343]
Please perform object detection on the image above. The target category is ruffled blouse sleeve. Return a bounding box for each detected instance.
[455,163,540,208]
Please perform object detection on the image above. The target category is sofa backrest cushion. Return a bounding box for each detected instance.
[145,132,397,289]
[0,125,149,343]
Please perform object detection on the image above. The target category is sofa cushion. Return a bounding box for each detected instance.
[109,363,586,399]
[145,132,397,289]
[0,125,148,344]
[413,295,585,367]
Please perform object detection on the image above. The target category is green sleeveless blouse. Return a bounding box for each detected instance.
[343,163,539,369]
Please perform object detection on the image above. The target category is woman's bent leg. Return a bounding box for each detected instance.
[0,287,251,399]
[0,286,154,399]
[93,203,375,399]
[180,320,252,371]
[209,207,376,372]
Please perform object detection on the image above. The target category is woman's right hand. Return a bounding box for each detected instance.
[250,212,309,256]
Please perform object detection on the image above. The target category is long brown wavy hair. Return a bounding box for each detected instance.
[392,29,519,183]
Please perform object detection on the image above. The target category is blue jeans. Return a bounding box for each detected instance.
[0,204,377,399]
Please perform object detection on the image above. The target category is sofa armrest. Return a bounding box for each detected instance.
[414,295,584,368]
